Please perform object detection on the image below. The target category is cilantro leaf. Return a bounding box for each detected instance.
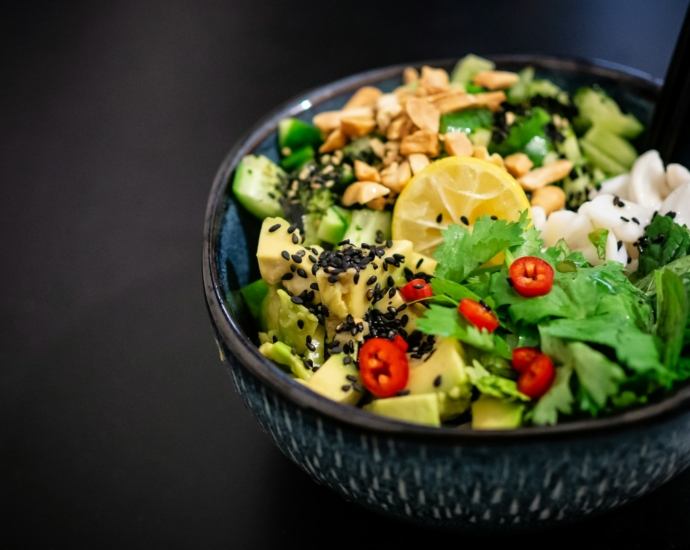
[530,365,574,425]
[634,214,690,280]
[434,215,525,283]
[466,360,531,401]
[430,278,481,303]
[505,211,543,262]
[634,255,690,296]
[588,228,609,261]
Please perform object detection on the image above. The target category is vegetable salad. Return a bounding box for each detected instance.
[232,55,690,429]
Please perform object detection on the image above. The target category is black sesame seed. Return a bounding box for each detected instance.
[436,213,443,223]
[354,272,360,284]
[310,283,319,291]
[490,215,498,221]
[328,274,339,283]
[311,264,318,276]
[343,356,352,365]
[338,239,351,246]
[620,216,629,222]
[613,196,620,206]
[433,375,442,387]
[386,239,393,248]
[387,287,395,299]
[321,305,330,317]
[291,254,302,263]
[396,389,410,397]
[290,264,296,272]
[341,385,351,392]
[268,223,281,232]
[366,289,374,300]
[308,255,318,263]
[352,382,363,393]
[287,223,297,233]
[297,268,308,278]
[619,200,625,207]
[331,346,343,354]
[290,296,303,304]
[292,233,299,244]
[617,240,623,250]
[387,276,395,287]
[631,217,640,225]
[460,216,469,225]
[416,258,424,269]
[667,211,677,219]
[281,251,290,261]
[272,335,278,343]
[281,273,293,280]
[366,275,377,286]
[346,374,358,382]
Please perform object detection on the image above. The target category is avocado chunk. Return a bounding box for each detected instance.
[303,354,363,405]
[471,395,524,430]
[408,251,438,276]
[258,341,312,380]
[364,393,441,426]
[260,287,326,366]
[405,337,472,421]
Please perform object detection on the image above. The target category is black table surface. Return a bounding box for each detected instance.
[3,1,690,548]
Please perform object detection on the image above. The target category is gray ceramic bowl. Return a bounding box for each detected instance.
[202,55,690,533]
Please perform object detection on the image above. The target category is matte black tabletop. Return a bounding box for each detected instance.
[3,1,690,547]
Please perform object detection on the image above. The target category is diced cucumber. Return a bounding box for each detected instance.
[301,212,322,246]
[507,67,535,103]
[440,108,493,134]
[579,140,628,176]
[240,279,269,321]
[469,128,492,147]
[278,118,322,152]
[281,145,314,171]
[232,155,285,219]
[557,128,585,164]
[341,208,392,246]
[581,126,638,170]
[317,205,352,245]
[573,87,643,138]
[450,54,495,85]
[465,83,487,94]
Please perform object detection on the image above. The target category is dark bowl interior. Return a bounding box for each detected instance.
[203,55,690,444]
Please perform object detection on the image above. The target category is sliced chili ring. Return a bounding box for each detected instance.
[458,298,500,333]
[509,256,554,297]
[512,346,541,372]
[400,278,433,303]
[517,354,556,399]
[359,338,409,398]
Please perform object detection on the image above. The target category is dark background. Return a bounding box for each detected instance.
[3,1,690,548]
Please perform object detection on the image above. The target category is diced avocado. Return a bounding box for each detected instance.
[232,155,285,219]
[471,395,524,430]
[450,54,495,85]
[408,251,438,275]
[281,145,315,171]
[573,87,643,138]
[581,126,637,170]
[341,208,392,246]
[364,393,441,426]
[256,217,320,295]
[259,341,312,380]
[317,267,371,320]
[303,354,363,405]
[316,205,351,245]
[260,288,326,365]
[278,118,322,152]
[405,337,472,421]
[240,279,269,321]
[579,140,628,176]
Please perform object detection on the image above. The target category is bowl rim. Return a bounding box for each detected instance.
[203,54,690,446]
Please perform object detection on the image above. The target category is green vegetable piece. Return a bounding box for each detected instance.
[588,228,609,260]
[316,205,351,245]
[530,365,574,426]
[635,214,690,280]
[278,118,322,151]
[232,155,285,219]
[581,126,638,170]
[471,396,524,430]
[434,213,526,283]
[573,87,644,138]
[450,54,495,85]
[240,279,269,321]
[465,83,487,94]
[579,140,628,176]
[430,278,481,303]
[364,394,441,426]
[506,66,534,104]
[466,360,531,401]
[655,270,689,370]
[439,108,493,135]
[342,135,377,164]
[569,342,626,413]
[489,107,552,166]
[280,145,315,171]
[341,208,391,247]
[258,341,312,380]
[634,255,690,295]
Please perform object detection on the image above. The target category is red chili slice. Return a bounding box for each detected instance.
[392,334,409,352]
[400,278,433,302]
[517,354,556,399]
[359,338,409,398]
[509,256,554,297]
[458,298,500,333]
[512,347,541,372]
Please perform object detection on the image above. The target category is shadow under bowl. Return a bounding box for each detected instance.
[203,55,690,533]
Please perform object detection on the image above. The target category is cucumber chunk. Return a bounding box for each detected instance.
[579,140,628,176]
[341,208,392,246]
[450,54,495,85]
[281,145,315,171]
[581,126,638,170]
[317,205,352,244]
[573,87,643,138]
[278,118,322,152]
[232,155,285,219]
[240,279,269,321]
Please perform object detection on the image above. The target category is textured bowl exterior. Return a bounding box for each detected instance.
[204,56,690,532]
[220,339,690,532]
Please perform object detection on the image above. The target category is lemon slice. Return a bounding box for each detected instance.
[391,156,531,256]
